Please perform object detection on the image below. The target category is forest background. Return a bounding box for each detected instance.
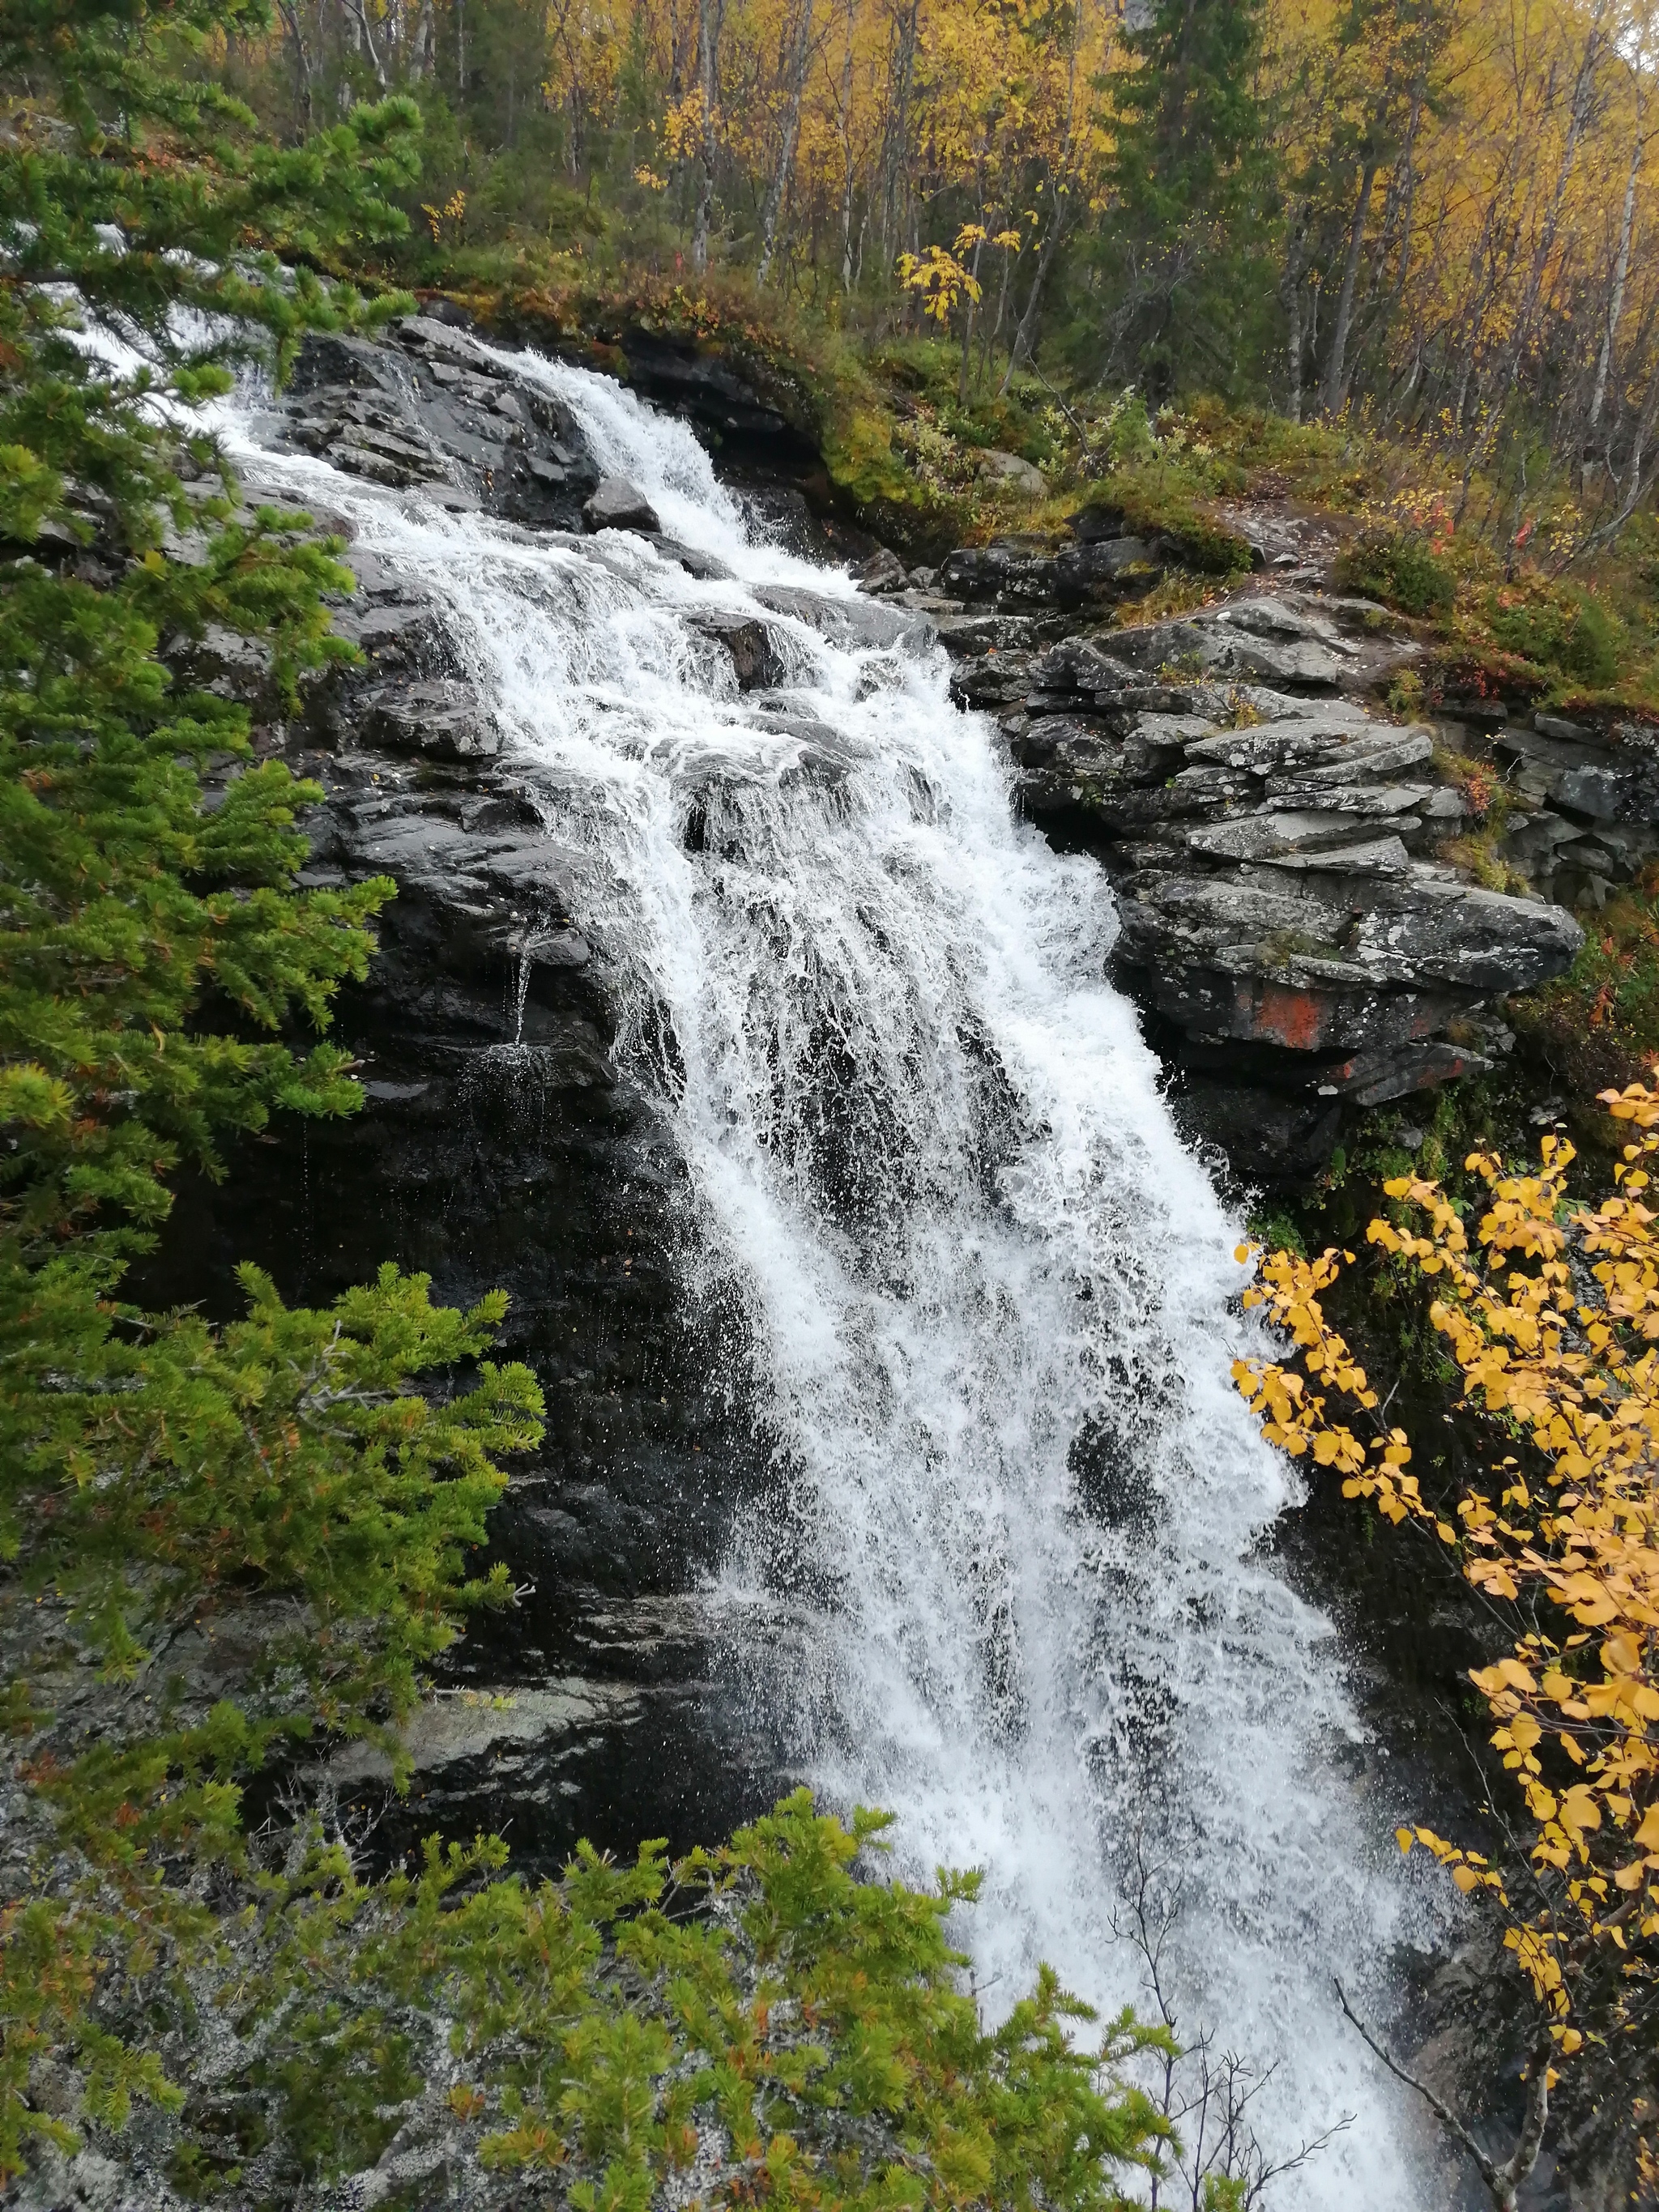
[224,0,1659,552]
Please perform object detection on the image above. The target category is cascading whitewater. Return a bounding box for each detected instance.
[205,350,1444,2208]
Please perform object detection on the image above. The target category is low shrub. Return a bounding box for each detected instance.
[1512,873,1659,1093]
[1333,526,1456,616]
[1490,586,1623,686]
[1431,743,1512,830]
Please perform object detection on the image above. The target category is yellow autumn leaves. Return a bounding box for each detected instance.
[1234,1084,1659,2055]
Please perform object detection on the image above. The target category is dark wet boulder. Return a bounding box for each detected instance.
[939,536,1155,612]
[583,475,663,534]
[646,533,736,582]
[689,608,791,690]
[752,582,934,654]
[611,326,811,462]
[1493,720,1659,826]
[360,678,500,762]
[1051,536,1162,599]
[949,651,1036,709]
[280,314,600,531]
[934,610,1058,660]
[1070,501,1131,542]
[858,546,908,594]
[1173,1078,1345,1184]
[940,541,1066,607]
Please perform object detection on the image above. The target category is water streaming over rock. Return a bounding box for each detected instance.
[200,345,1444,2207]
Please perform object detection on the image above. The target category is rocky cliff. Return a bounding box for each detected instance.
[145,313,800,1869]
[865,517,1610,1182]
[144,307,1636,1870]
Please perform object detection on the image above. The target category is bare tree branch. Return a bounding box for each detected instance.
[1334,1978,1548,2212]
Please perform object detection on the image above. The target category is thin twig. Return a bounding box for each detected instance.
[1334,1978,1547,2212]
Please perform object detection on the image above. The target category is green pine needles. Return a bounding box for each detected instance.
[1092,0,1277,392]
[0,0,424,1265]
[139,1792,1171,2207]
[0,0,1182,2203]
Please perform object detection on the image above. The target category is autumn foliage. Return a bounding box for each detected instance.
[1234,1086,1659,2146]
[249,0,1659,521]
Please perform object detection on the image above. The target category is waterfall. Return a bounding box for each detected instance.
[206,350,1443,2208]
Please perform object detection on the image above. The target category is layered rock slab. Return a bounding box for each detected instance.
[278,311,600,529]
[949,619,1584,1180]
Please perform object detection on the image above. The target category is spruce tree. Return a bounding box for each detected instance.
[0,8,1172,2197]
[0,0,541,2169]
[1096,0,1274,394]
[0,0,427,1272]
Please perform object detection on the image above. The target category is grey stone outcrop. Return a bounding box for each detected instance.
[932,546,1597,1180]
[279,312,598,528]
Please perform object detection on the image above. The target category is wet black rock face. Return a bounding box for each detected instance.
[281,313,601,529]
[601,325,821,472]
[139,318,798,1872]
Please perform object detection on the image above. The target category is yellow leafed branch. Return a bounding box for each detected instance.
[1234,1084,1659,2062]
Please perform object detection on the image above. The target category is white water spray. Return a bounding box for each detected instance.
[198,348,1448,2207]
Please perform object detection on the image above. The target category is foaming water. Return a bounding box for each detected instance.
[190,347,1436,2204]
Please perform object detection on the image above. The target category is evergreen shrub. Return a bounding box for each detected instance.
[1333,526,1456,616]
[1491,587,1623,686]
[0,2,1174,2202]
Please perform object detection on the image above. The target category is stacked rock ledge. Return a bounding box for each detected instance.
[926,513,1592,1182]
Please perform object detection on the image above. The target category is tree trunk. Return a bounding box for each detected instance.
[1000,5,1080,393]
[1000,211,1064,392]
[1282,205,1307,423]
[960,212,984,406]
[757,0,814,283]
[1494,2047,1552,2212]
[1589,109,1643,445]
[1389,86,1425,321]
[275,0,313,129]
[1460,2,1609,516]
[1321,160,1377,416]
[1572,355,1659,561]
[876,0,921,275]
[981,226,1013,385]
[838,0,856,292]
[414,0,433,75]
[342,0,388,90]
[690,0,720,272]
[1335,1988,1552,2212]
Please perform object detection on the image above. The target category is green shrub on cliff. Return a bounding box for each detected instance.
[134,1792,1171,2206]
[0,0,536,2176]
[0,1262,544,2182]
[0,0,428,1285]
[1488,585,1623,687]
